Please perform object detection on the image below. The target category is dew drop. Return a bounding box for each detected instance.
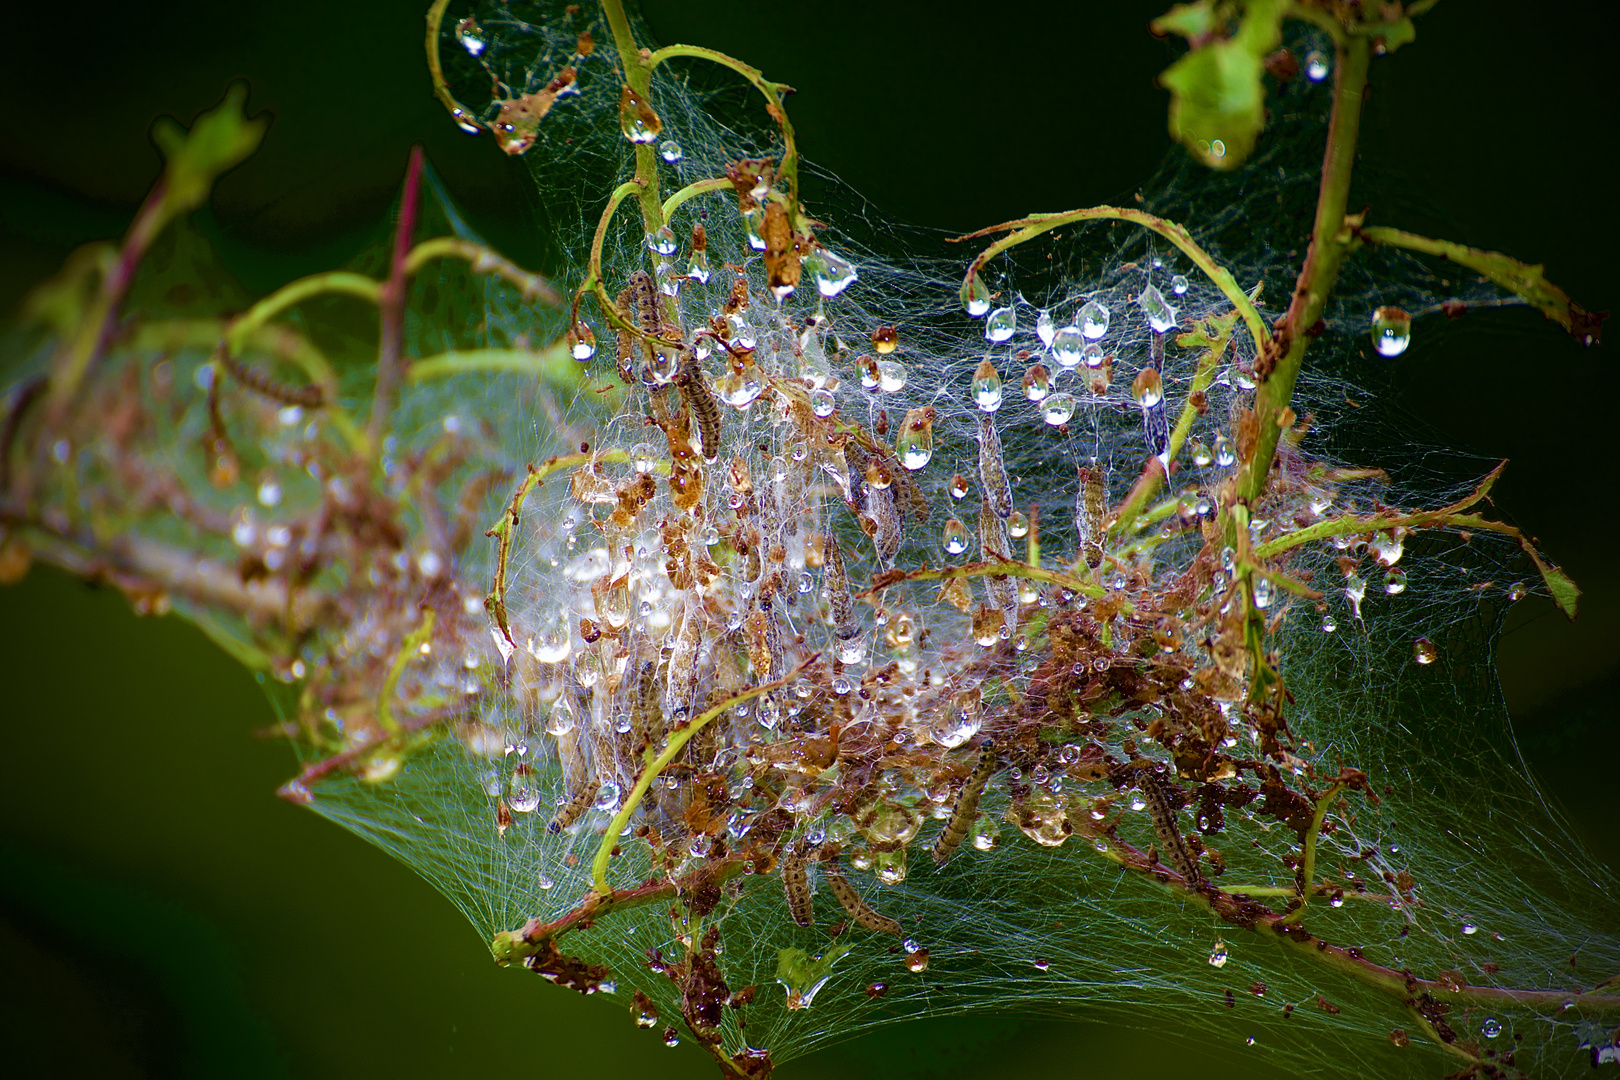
[1209,941,1229,968]
[1035,309,1055,346]
[1507,581,1528,602]
[871,325,899,354]
[1138,284,1178,333]
[1042,393,1076,426]
[985,306,1016,343]
[1383,567,1408,595]
[1007,511,1029,539]
[1189,440,1212,467]
[877,360,907,393]
[963,275,992,317]
[949,475,969,500]
[1320,613,1338,633]
[663,1027,681,1048]
[904,948,929,973]
[1371,306,1412,357]
[618,87,662,145]
[1214,435,1236,467]
[256,480,282,508]
[971,358,1003,412]
[1305,50,1330,81]
[1021,364,1050,402]
[594,780,622,811]
[658,139,682,163]
[1078,300,1110,340]
[1031,958,1050,972]
[1171,274,1189,296]
[832,675,852,695]
[647,225,679,255]
[509,783,541,813]
[810,389,837,418]
[1413,637,1438,665]
[1461,921,1477,935]
[1480,1017,1502,1040]
[809,248,858,297]
[942,518,969,555]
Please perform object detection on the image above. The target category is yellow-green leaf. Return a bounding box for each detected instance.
[1157,0,1285,170]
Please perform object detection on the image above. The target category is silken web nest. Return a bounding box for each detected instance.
[2,1,1615,1076]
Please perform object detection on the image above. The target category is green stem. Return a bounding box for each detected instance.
[661,176,732,222]
[863,556,1105,601]
[1236,36,1370,506]
[598,0,664,236]
[225,272,382,353]
[591,658,817,895]
[405,344,576,384]
[404,237,563,307]
[377,606,437,735]
[955,207,1268,361]
[1281,783,1343,925]
[424,0,481,132]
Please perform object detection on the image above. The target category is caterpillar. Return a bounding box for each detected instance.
[824,534,859,641]
[1075,465,1106,569]
[546,777,602,834]
[932,739,998,866]
[865,481,901,563]
[1139,765,1200,886]
[217,348,325,408]
[781,846,813,927]
[676,349,720,461]
[977,416,1012,519]
[824,858,903,936]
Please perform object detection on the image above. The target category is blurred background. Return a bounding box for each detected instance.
[1,1,1614,1076]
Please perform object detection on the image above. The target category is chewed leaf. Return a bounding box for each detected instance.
[1154,0,1285,170]
[1522,544,1581,619]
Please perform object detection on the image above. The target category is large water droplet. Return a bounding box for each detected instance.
[1214,435,1235,467]
[509,783,542,813]
[618,87,661,144]
[810,389,837,417]
[896,420,934,469]
[1131,368,1163,408]
[1371,306,1412,357]
[1321,612,1338,633]
[647,226,678,255]
[1383,567,1408,595]
[1022,364,1050,401]
[904,948,930,973]
[1042,393,1076,426]
[1051,325,1086,368]
[659,140,682,163]
[985,306,1016,343]
[809,248,858,297]
[1078,300,1110,340]
[963,276,992,317]
[971,358,1003,412]
[1035,309,1055,346]
[1171,274,1189,296]
[569,322,597,361]
[1480,1017,1502,1040]
[1305,50,1330,81]
[942,518,968,554]
[877,359,907,392]
[1138,285,1178,333]
[1007,511,1029,539]
[744,207,766,250]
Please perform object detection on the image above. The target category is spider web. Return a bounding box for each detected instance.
[175,2,1620,1075]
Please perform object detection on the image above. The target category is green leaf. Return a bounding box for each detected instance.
[1157,0,1285,170]
[1150,1,1221,44]
[151,82,268,217]
[1521,543,1581,620]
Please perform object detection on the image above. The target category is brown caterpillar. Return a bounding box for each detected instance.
[781,846,813,927]
[824,858,903,936]
[631,658,661,748]
[218,349,325,408]
[1076,465,1106,569]
[932,739,998,866]
[676,349,720,461]
[824,534,859,641]
[546,778,601,834]
[977,416,1012,519]
[1139,765,1200,886]
[865,482,900,562]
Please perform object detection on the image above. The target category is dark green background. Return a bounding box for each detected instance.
[1,2,1614,1077]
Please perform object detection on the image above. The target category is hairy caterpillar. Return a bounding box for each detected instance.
[932,739,998,866]
[1139,765,1199,886]
[217,348,325,408]
[676,349,720,461]
[824,534,859,641]
[977,416,1012,520]
[1075,466,1105,569]
[824,857,903,936]
[546,778,602,835]
[781,845,813,927]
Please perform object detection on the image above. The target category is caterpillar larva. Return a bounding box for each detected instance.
[1139,765,1200,886]
[546,777,602,834]
[865,481,901,562]
[781,846,814,927]
[1075,465,1106,569]
[824,534,859,641]
[932,739,998,866]
[217,348,325,408]
[631,658,661,748]
[824,858,903,936]
[676,349,720,461]
[977,416,1012,520]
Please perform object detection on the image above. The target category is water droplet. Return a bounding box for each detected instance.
[1507,581,1528,602]
[1480,1017,1502,1040]
[1461,921,1477,935]
[808,248,858,297]
[1051,325,1086,368]
[663,1027,681,1048]
[1413,638,1438,664]
[1078,300,1110,340]
[1371,306,1412,357]
[810,389,837,417]
[1138,284,1178,333]
[458,18,485,55]
[972,819,999,851]
[963,276,992,317]
[744,207,766,250]
[1252,576,1273,609]
[686,248,711,284]
[1031,958,1050,972]
[618,87,662,144]
[509,783,541,813]
[1042,393,1076,426]
[1321,613,1338,633]
[256,479,281,507]
[1131,368,1163,408]
[658,139,682,163]
[595,780,622,811]
[904,948,929,973]
[543,699,576,738]
[942,518,969,555]
[871,325,899,354]
[971,358,1003,412]
[1171,274,1189,296]
[832,675,852,695]
[985,306,1016,343]
[1370,530,1404,566]
[896,408,934,469]
[1007,511,1029,539]
[1305,50,1330,81]
[1209,941,1229,968]
[647,226,678,256]
[1189,440,1212,467]
[1021,364,1050,402]
[716,368,764,408]
[837,638,868,665]
[1329,892,1345,908]
[1081,343,1105,369]
[1345,572,1367,620]
[1214,435,1236,467]
[949,475,970,500]
[877,359,907,393]
[1035,309,1055,346]
[1383,567,1408,595]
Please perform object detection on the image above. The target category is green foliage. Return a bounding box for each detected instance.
[1153,0,1285,170]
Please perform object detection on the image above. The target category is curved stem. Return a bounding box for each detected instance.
[661,176,732,222]
[224,272,382,353]
[598,0,665,236]
[1281,782,1344,925]
[404,237,564,307]
[954,207,1269,360]
[405,344,575,384]
[376,606,436,735]
[424,0,482,132]
[591,657,817,895]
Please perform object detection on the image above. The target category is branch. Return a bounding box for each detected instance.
[424,0,482,135]
[861,555,1105,601]
[403,236,564,308]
